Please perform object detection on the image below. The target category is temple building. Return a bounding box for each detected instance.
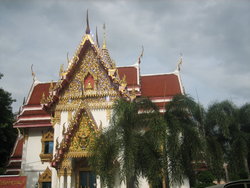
[5,14,186,188]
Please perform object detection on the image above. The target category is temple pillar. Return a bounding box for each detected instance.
[59,175,64,188]
[58,168,65,188]
[66,169,72,188]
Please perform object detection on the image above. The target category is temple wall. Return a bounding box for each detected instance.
[91,109,110,128]
[22,128,51,187]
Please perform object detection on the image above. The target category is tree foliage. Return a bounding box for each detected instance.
[88,98,165,188]
[0,73,17,174]
[89,94,250,187]
[205,101,250,181]
[164,94,205,187]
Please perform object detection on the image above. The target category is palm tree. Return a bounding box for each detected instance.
[238,104,250,179]
[164,94,205,187]
[88,98,165,188]
[205,101,250,182]
[89,95,208,188]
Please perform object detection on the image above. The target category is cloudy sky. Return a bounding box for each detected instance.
[0,0,250,112]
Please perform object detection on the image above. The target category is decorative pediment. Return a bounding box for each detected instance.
[51,103,100,168]
[38,167,51,183]
[41,130,53,141]
[41,32,131,110]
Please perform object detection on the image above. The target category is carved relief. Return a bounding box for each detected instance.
[66,112,97,158]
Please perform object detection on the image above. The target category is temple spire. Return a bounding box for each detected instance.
[96,26,100,47]
[102,23,107,49]
[86,10,90,34]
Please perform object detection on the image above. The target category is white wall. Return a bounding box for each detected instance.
[22,128,51,187]
[91,109,110,128]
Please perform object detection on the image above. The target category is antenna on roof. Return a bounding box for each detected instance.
[86,10,90,34]
[96,26,100,48]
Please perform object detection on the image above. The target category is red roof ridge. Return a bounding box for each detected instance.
[141,72,178,77]
[117,65,138,68]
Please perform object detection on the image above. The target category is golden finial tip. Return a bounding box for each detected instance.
[102,23,107,49]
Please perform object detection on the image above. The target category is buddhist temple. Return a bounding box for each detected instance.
[5,13,186,188]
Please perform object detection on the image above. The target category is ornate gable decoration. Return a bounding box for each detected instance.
[38,167,52,183]
[51,103,100,168]
[41,20,131,111]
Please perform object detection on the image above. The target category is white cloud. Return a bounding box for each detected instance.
[0,0,250,112]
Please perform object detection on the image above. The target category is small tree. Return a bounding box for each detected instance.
[0,73,17,174]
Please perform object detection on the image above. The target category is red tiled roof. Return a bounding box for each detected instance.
[117,66,138,86]
[7,162,22,169]
[11,137,24,158]
[14,82,52,128]
[21,110,48,116]
[5,170,20,175]
[28,83,51,105]
[141,74,181,98]
[5,136,24,175]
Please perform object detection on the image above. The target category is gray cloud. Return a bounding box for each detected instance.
[0,0,249,112]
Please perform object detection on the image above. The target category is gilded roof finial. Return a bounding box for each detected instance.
[177,53,183,71]
[138,45,144,64]
[67,52,70,65]
[102,23,107,49]
[59,64,64,77]
[96,26,100,48]
[49,80,54,93]
[86,10,90,34]
[31,64,37,82]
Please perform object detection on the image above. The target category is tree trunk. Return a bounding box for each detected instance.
[127,175,136,188]
[244,157,250,179]
[162,175,167,188]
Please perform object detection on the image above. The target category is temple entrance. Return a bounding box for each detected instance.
[79,171,96,188]
[74,158,97,188]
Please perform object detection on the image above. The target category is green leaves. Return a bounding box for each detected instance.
[89,94,250,187]
[165,94,205,187]
[0,73,17,174]
[205,101,250,181]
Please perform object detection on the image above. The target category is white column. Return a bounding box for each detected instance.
[67,175,71,188]
[57,177,60,188]
[96,176,101,188]
[51,168,58,188]
[60,175,64,188]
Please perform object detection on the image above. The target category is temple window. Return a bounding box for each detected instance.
[44,141,53,154]
[38,167,52,188]
[40,130,54,162]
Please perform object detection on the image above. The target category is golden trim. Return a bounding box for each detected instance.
[40,130,54,163]
[38,167,52,187]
